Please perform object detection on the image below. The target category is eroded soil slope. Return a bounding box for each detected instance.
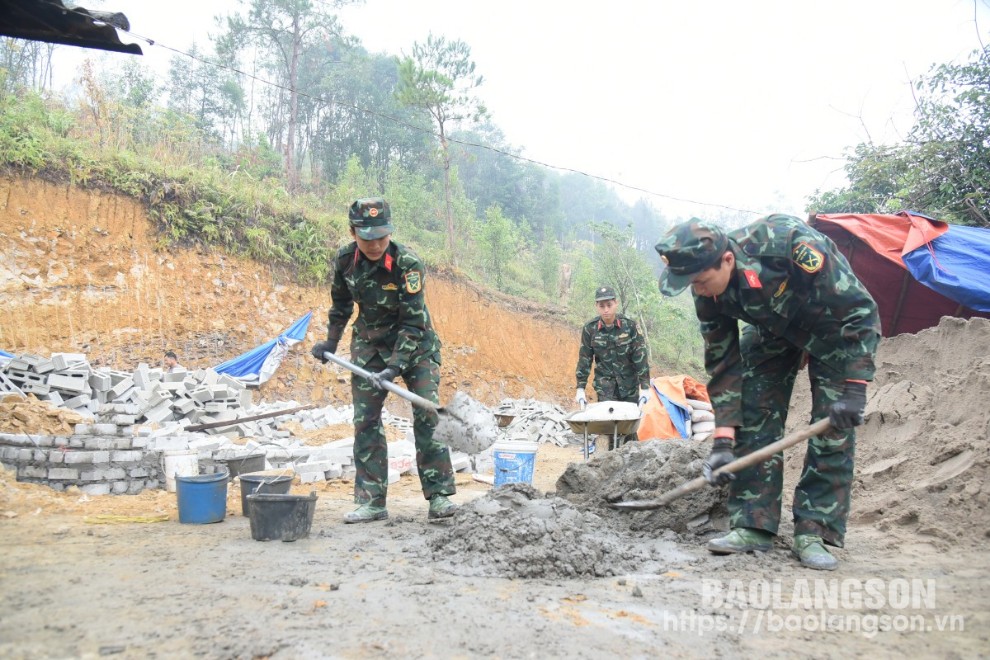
[0,175,577,409]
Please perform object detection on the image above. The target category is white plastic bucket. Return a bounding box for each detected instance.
[493,441,539,487]
[163,450,199,493]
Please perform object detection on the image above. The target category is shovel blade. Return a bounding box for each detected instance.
[434,391,499,454]
[606,499,667,511]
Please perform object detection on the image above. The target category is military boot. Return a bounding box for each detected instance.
[343,503,388,524]
[792,534,839,571]
[707,528,774,555]
[428,494,457,520]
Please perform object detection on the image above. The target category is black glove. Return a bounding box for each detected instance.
[828,380,867,429]
[369,366,400,391]
[702,437,736,486]
[311,340,338,364]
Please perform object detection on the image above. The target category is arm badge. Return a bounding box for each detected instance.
[404,271,422,294]
[792,242,825,273]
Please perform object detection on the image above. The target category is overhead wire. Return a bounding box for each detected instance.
[59,0,762,215]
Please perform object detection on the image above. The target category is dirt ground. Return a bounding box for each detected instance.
[1,177,989,658]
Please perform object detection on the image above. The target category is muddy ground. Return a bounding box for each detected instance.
[1,453,986,659]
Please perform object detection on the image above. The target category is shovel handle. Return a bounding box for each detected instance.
[323,352,439,413]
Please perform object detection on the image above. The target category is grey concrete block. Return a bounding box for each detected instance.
[83,437,114,450]
[48,467,80,480]
[88,371,112,392]
[133,363,151,389]
[22,382,51,395]
[63,394,91,410]
[17,465,48,479]
[63,450,110,464]
[111,481,129,495]
[51,353,87,371]
[48,372,90,394]
[80,467,126,481]
[111,450,143,463]
[80,483,111,495]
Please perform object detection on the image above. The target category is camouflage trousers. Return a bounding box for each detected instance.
[729,326,856,547]
[593,376,638,404]
[351,352,455,507]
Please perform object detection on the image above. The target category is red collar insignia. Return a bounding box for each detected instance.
[743,270,762,288]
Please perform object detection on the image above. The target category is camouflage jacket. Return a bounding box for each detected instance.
[575,313,650,393]
[326,241,440,371]
[695,214,880,427]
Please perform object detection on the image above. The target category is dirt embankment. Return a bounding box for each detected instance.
[0,175,579,410]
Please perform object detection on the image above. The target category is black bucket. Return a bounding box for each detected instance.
[246,492,318,542]
[238,472,293,516]
[219,453,267,482]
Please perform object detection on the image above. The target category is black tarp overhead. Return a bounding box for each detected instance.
[0,0,142,55]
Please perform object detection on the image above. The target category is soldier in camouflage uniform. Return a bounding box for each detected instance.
[655,215,879,570]
[574,286,651,448]
[311,197,456,523]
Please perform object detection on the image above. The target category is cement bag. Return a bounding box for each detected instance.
[691,409,715,423]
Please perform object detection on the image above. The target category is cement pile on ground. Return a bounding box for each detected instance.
[786,316,990,546]
[555,439,728,535]
[429,484,688,578]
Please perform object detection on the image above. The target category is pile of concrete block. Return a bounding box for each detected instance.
[0,352,253,430]
[494,398,581,446]
[0,424,170,495]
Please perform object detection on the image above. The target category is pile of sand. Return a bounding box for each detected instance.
[0,394,89,436]
[785,316,990,546]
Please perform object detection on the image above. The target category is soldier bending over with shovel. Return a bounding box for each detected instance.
[655,215,879,570]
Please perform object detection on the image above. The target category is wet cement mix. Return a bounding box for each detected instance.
[430,439,722,579]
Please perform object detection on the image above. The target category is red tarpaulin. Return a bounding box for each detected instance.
[810,213,990,337]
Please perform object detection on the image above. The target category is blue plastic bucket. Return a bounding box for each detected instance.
[176,470,229,524]
[493,441,538,487]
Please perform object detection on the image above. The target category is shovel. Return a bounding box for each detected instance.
[606,418,832,511]
[322,352,499,455]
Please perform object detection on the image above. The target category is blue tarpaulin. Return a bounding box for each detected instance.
[902,223,990,312]
[811,212,990,336]
[214,311,312,386]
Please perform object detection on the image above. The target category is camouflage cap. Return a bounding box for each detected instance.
[594,286,616,301]
[654,219,729,296]
[348,197,394,240]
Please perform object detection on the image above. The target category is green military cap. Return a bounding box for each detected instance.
[654,219,729,296]
[594,286,616,301]
[348,197,394,240]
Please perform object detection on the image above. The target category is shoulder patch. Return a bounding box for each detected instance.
[792,242,825,273]
[404,270,422,294]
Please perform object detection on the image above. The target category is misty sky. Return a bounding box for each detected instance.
[58,0,990,220]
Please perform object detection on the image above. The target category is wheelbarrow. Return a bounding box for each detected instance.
[564,401,641,460]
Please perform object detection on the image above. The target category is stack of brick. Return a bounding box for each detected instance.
[495,398,580,446]
[0,352,253,431]
[0,424,179,495]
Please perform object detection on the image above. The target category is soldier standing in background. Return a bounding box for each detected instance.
[654,215,880,570]
[311,197,456,523]
[574,286,651,449]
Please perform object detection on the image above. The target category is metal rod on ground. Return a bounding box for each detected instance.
[184,403,317,432]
